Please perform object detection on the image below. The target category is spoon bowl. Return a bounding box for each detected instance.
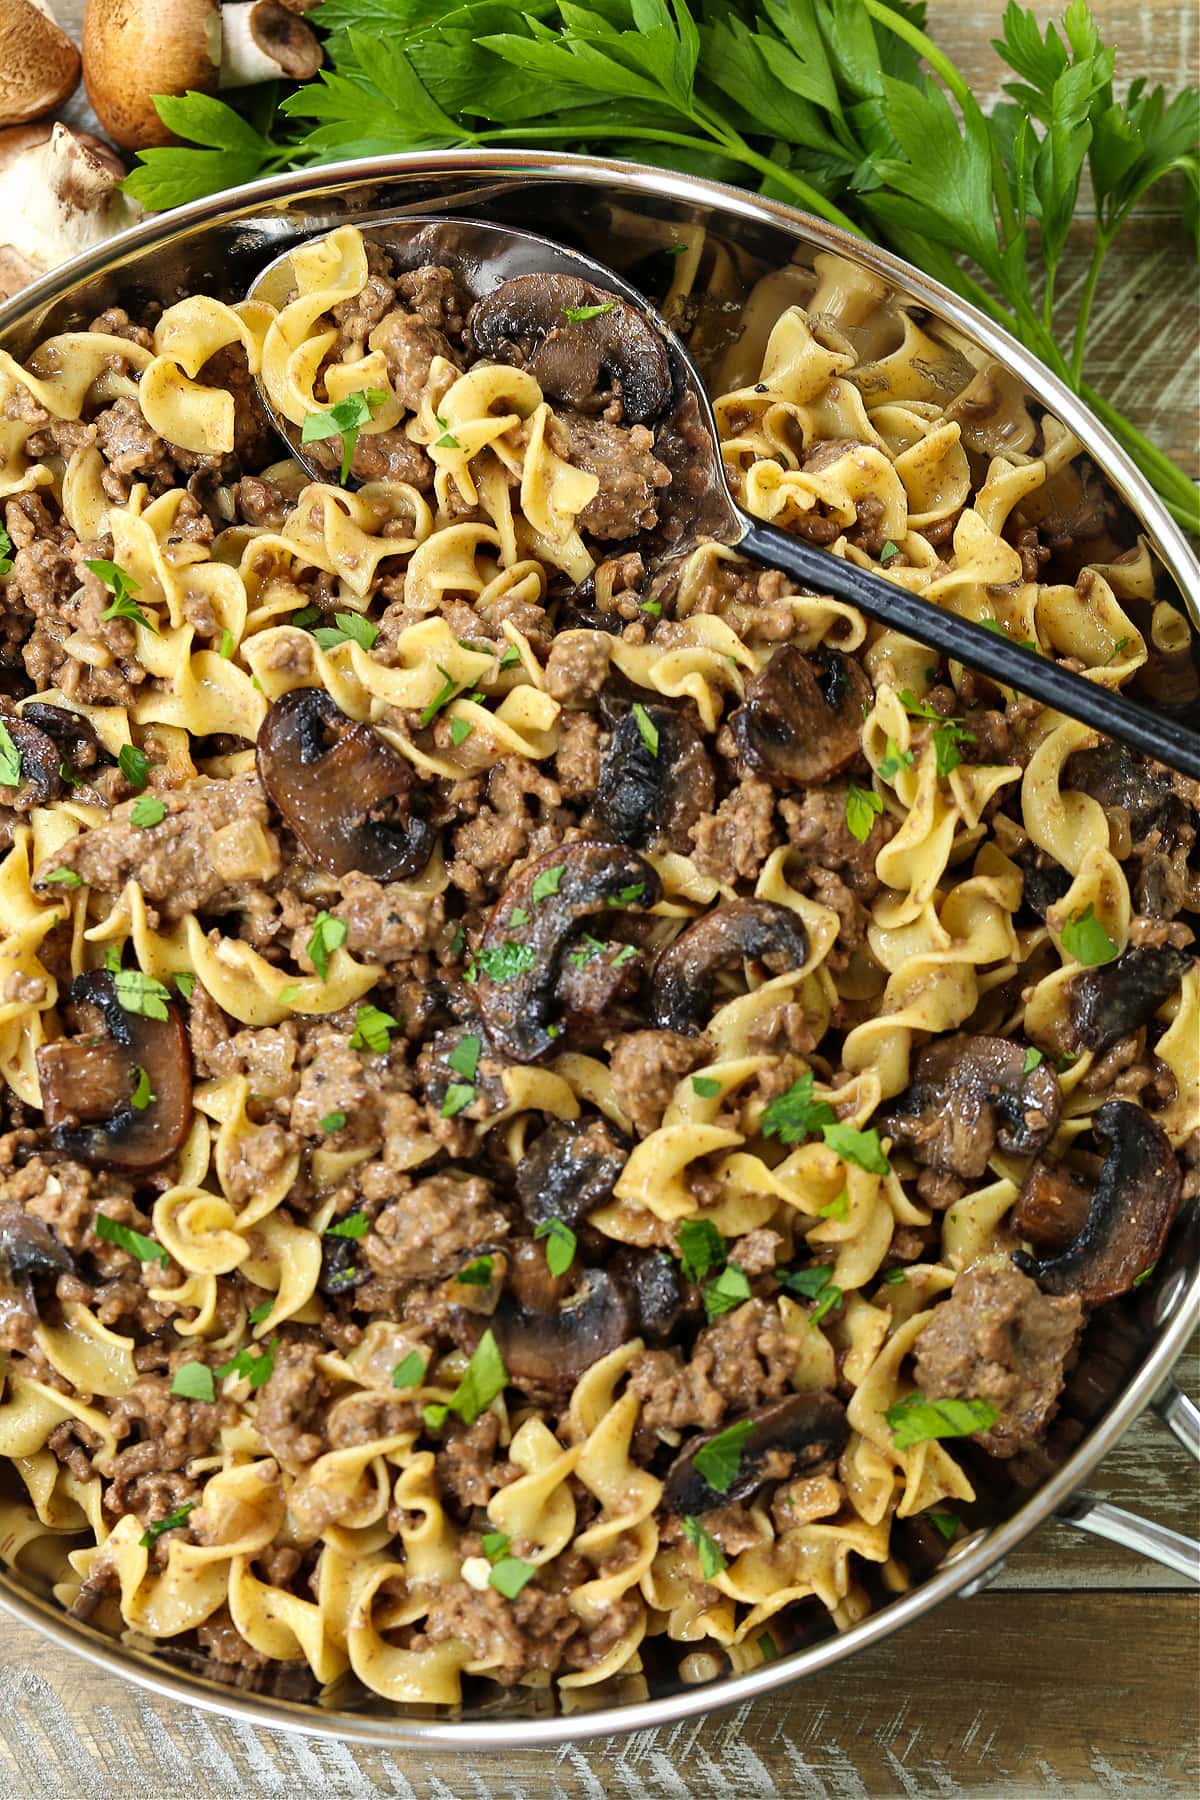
[248,214,1200,780]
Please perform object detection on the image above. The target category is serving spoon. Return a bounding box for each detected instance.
[248,216,1200,782]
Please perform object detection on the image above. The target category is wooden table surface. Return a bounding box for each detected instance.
[3,3,1198,1796]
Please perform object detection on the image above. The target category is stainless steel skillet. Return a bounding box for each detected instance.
[0,150,1195,1749]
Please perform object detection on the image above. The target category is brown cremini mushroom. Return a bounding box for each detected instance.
[1065,945,1193,1058]
[83,0,323,151]
[473,841,662,1061]
[0,1,80,127]
[455,1263,634,1398]
[663,1391,848,1514]
[256,686,435,882]
[731,643,873,788]
[514,1117,629,1231]
[0,707,66,809]
[1012,1158,1094,1252]
[36,969,193,1173]
[0,123,138,302]
[1014,1100,1181,1303]
[0,1200,74,1337]
[591,701,716,853]
[649,899,809,1035]
[470,273,673,422]
[879,1034,1061,1184]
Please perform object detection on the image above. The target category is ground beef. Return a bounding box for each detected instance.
[689,778,777,884]
[43,771,278,921]
[913,1264,1083,1457]
[410,1580,579,1684]
[629,1298,799,1439]
[554,712,604,799]
[196,1606,269,1671]
[330,871,445,962]
[371,310,460,410]
[254,1340,331,1469]
[548,412,670,539]
[780,782,889,895]
[364,1173,509,1281]
[435,1411,512,1512]
[609,1029,709,1137]
[543,632,612,707]
[105,1375,232,1516]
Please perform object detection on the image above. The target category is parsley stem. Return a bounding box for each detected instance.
[1069,232,1112,387]
[1079,385,1200,535]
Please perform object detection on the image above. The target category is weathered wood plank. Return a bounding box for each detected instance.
[2,1591,1196,1798]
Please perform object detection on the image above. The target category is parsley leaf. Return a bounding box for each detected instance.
[118,744,150,790]
[777,1265,836,1301]
[216,1339,277,1391]
[173,971,196,1001]
[311,610,380,652]
[632,702,659,756]
[681,1514,728,1580]
[927,1509,960,1542]
[432,412,460,449]
[130,793,165,829]
[448,1035,481,1082]
[676,1218,725,1285]
[87,559,158,633]
[423,1328,507,1430]
[450,715,473,747]
[562,301,618,322]
[818,1188,849,1221]
[472,941,537,983]
[456,1256,494,1286]
[692,1419,755,1496]
[761,1071,836,1145]
[95,1212,168,1265]
[171,1362,215,1403]
[489,1556,537,1598]
[932,719,976,778]
[885,1392,999,1449]
[123,93,278,209]
[139,1501,195,1549]
[43,867,83,887]
[534,1216,577,1277]
[877,738,914,780]
[821,1124,890,1175]
[0,524,12,577]
[248,1299,274,1325]
[307,910,348,982]
[130,1066,155,1112]
[531,864,565,903]
[319,1110,347,1134]
[879,539,901,564]
[348,1004,399,1053]
[440,1082,476,1118]
[326,1210,369,1240]
[1023,1045,1044,1073]
[112,969,172,1022]
[0,722,21,788]
[692,1075,721,1098]
[392,1350,426,1390]
[1060,903,1119,966]
[419,665,459,729]
[301,388,390,484]
[703,1261,752,1320]
[845,784,883,842]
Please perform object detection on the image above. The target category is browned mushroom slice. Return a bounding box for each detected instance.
[730,644,873,788]
[470,273,673,422]
[1066,945,1193,1057]
[0,1201,74,1295]
[514,1117,629,1231]
[21,701,108,785]
[649,900,809,1035]
[591,702,716,853]
[473,841,661,1061]
[454,1264,634,1398]
[35,970,192,1173]
[1012,1159,1094,1251]
[2,711,65,809]
[1062,743,1186,839]
[256,687,433,881]
[608,1245,687,1342]
[663,1392,848,1515]
[879,1034,1061,1182]
[1014,1100,1181,1303]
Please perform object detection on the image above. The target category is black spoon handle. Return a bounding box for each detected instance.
[738,516,1200,783]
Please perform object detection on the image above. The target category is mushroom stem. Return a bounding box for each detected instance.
[220,1,323,87]
[0,123,139,301]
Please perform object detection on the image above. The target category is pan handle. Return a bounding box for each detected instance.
[1055,1377,1200,1584]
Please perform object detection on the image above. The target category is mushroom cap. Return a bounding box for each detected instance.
[591,702,716,854]
[731,643,873,789]
[83,0,221,150]
[0,1,81,128]
[1066,944,1193,1058]
[663,1391,848,1514]
[649,899,810,1035]
[0,122,136,302]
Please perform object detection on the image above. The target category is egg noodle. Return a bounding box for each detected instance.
[0,226,1193,1708]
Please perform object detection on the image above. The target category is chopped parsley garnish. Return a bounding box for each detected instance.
[567,935,605,970]
[419,664,459,729]
[432,412,460,449]
[562,301,617,322]
[170,1361,215,1402]
[1132,1263,1157,1289]
[441,1083,475,1118]
[1023,1045,1044,1073]
[118,743,150,790]
[95,1212,168,1264]
[481,1531,510,1561]
[216,1339,277,1390]
[676,1217,725,1286]
[879,540,900,564]
[248,1300,274,1325]
[761,1072,835,1144]
[348,1004,399,1052]
[877,738,913,780]
[509,907,530,928]
[43,867,83,887]
[306,910,347,981]
[88,559,158,633]
[450,715,473,747]
[534,1216,577,1278]
[422,1328,507,1430]
[0,524,11,576]
[777,1265,836,1301]
[0,722,21,788]
[606,882,646,907]
[130,793,165,828]
[932,718,976,777]
[980,619,1037,652]
[300,387,389,483]
[845,783,883,842]
[174,971,196,1001]
[818,1188,849,1221]
[326,1210,369,1240]
[1060,903,1119,967]
[112,969,172,1021]
[882,1267,908,1285]
[1101,634,1132,667]
[311,610,379,652]
[681,1514,728,1580]
[139,1502,194,1549]
[456,1256,494,1287]
[277,985,299,1005]
[632,702,659,756]
[884,1392,998,1449]
[392,1350,426,1390]
[897,689,942,721]
[641,599,662,617]
[498,645,521,670]
[691,1075,721,1098]
[290,605,322,630]
[703,1261,751,1320]
[319,1110,346,1133]
[130,1066,155,1111]
[927,1510,960,1542]
[449,1035,481,1083]
[692,1418,755,1496]
[219,628,235,658]
[531,864,565,904]
[757,1632,778,1663]
[489,1556,537,1599]
[823,1124,890,1175]
[472,941,537,983]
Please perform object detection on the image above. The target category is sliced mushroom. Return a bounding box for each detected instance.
[1014,1100,1181,1303]
[649,900,809,1035]
[0,1201,73,1292]
[470,273,673,423]
[515,1116,629,1231]
[455,1265,634,1397]
[730,644,872,788]
[473,841,661,1061]
[318,1233,368,1297]
[591,703,715,853]
[0,2,79,127]
[609,1246,685,1342]
[0,123,138,302]
[663,1392,848,1515]
[1066,945,1193,1057]
[256,687,434,882]
[0,708,64,810]
[554,934,646,1051]
[1063,743,1185,840]
[20,701,109,787]
[879,1034,1061,1181]
[35,969,192,1173]
[1012,1159,1094,1252]
[1015,844,1072,923]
